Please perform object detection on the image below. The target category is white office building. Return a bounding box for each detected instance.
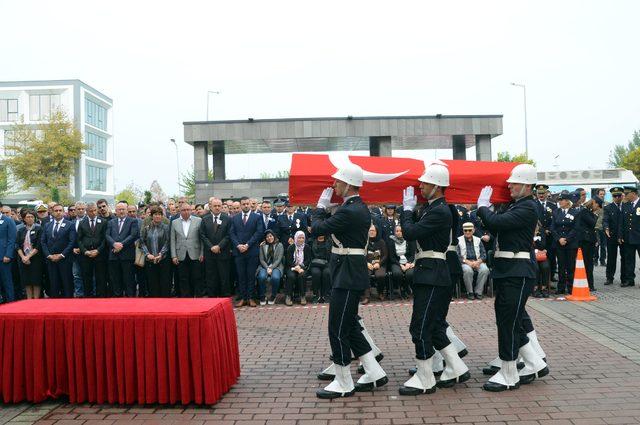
[0,80,114,204]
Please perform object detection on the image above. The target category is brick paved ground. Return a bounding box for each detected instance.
[3,264,640,425]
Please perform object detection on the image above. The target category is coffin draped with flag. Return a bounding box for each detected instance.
[288,153,521,205]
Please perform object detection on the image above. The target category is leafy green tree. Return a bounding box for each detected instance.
[496,151,536,166]
[620,147,640,179]
[609,130,640,167]
[5,111,84,201]
[143,190,152,205]
[116,183,142,205]
[180,168,213,202]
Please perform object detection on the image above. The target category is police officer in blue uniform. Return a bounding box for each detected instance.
[603,186,625,285]
[550,192,580,294]
[619,185,640,287]
[312,162,387,399]
[476,164,548,391]
[399,160,469,395]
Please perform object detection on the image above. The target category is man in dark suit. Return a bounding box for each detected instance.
[41,204,76,298]
[603,186,625,285]
[259,200,279,233]
[200,197,232,297]
[277,203,308,247]
[105,202,140,297]
[229,196,264,307]
[0,202,17,302]
[619,185,640,287]
[76,202,108,297]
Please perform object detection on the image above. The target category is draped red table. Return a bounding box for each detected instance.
[0,298,240,405]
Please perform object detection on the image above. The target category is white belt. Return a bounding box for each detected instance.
[447,245,456,252]
[331,247,367,256]
[494,251,531,259]
[415,250,446,260]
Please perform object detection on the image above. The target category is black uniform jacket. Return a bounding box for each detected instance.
[603,202,623,239]
[550,207,580,250]
[400,197,452,287]
[619,200,640,246]
[577,208,597,243]
[477,195,538,279]
[76,216,108,256]
[311,196,371,291]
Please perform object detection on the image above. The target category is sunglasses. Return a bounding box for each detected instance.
[613,194,623,197]
[463,229,474,233]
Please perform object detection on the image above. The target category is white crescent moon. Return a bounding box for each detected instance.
[328,153,410,183]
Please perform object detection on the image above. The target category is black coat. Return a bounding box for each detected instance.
[550,207,580,250]
[105,217,140,261]
[199,213,231,259]
[311,196,371,291]
[285,243,313,271]
[577,208,597,243]
[41,219,76,258]
[603,202,623,239]
[619,200,640,245]
[388,237,416,265]
[16,224,43,255]
[535,200,557,229]
[400,197,452,287]
[477,195,538,279]
[76,216,108,256]
[277,212,308,245]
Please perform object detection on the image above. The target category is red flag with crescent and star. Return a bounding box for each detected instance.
[288,153,520,205]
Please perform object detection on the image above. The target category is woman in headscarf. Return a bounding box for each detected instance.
[256,229,284,305]
[388,224,416,299]
[285,230,312,306]
[363,223,388,304]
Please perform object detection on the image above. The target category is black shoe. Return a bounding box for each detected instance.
[466,293,474,300]
[316,388,356,399]
[482,365,500,375]
[436,371,471,388]
[317,371,335,380]
[475,294,484,300]
[520,366,550,385]
[399,385,436,395]
[357,353,384,374]
[408,367,443,377]
[534,291,542,298]
[482,381,520,392]
[354,376,388,392]
[621,282,629,287]
[458,349,468,358]
[551,276,558,282]
[605,279,613,286]
[542,292,549,298]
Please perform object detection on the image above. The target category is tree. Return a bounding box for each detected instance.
[496,151,536,166]
[143,190,152,205]
[620,147,640,178]
[259,170,290,179]
[149,180,167,204]
[5,111,84,201]
[609,130,640,168]
[179,167,213,202]
[115,182,142,205]
[0,165,12,199]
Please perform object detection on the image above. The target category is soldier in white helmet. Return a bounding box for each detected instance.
[398,160,470,395]
[476,164,549,391]
[312,162,387,399]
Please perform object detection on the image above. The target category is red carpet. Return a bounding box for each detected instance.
[0,298,240,405]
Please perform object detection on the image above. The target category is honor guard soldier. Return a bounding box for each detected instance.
[603,186,626,285]
[312,162,387,399]
[476,164,548,391]
[399,160,469,395]
[619,185,640,287]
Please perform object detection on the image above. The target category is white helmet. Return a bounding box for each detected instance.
[506,163,537,185]
[418,160,449,187]
[332,162,364,187]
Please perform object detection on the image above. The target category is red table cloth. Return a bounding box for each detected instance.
[0,298,240,405]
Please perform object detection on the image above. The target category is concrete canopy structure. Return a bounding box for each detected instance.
[183,115,503,202]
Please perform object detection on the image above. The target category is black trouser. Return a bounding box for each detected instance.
[390,263,414,294]
[310,264,331,298]
[109,259,135,297]
[286,268,306,298]
[493,277,535,361]
[410,284,451,360]
[556,247,577,292]
[204,254,231,297]
[372,267,387,295]
[178,253,203,297]
[80,255,107,297]
[606,237,625,281]
[522,309,535,334]
[595,230,607,265]
[622,243,640,284]
[47,257,73,298]
[536,260,550,290]
[328,288,370,365]
[545,231,557,276]
[579,241,596,290]
[146,259,171,297]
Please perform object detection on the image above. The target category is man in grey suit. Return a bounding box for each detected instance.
[171,203,203,297]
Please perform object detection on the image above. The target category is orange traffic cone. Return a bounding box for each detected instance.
[566,248,597,301]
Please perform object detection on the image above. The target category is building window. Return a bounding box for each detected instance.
[0,99,18,122]
[29,94,61,121]
[86,164,107,191]
[85,98,107,130]
[85,132,107,161]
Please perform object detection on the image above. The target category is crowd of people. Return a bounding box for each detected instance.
[0,182,635,305]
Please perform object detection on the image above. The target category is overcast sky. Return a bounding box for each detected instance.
[3,0,639,196]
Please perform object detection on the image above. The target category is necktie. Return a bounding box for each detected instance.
[118,219,124,233]
[243,214,248,225]
[53,222,60,237]
[90,219,95,231]
[213,215,219,231]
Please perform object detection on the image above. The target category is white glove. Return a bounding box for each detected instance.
[402,186,417,211]
[317,187,336,209]
[477,186,493,208]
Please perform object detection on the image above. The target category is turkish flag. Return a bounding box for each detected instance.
[288,153,519,205]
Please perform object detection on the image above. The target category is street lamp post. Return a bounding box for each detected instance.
[511,82,528,158]
[206,90,221,121]
[170,138,180,195]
